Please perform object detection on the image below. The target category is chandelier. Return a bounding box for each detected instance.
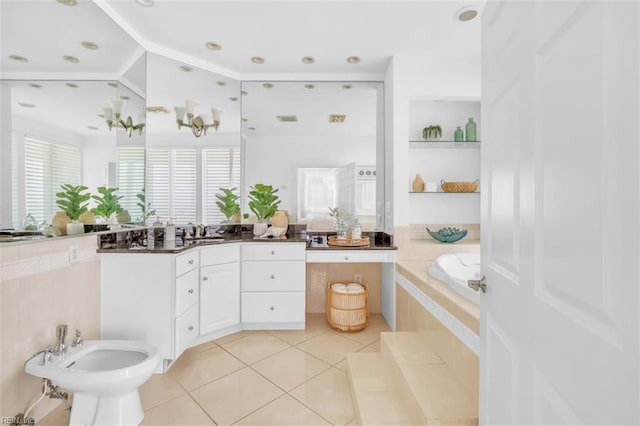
[102,100,145,137]
[175,99,222,137]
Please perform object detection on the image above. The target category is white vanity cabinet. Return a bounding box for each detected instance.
[199,244,240,335]
[241,242,306,329]
[100,250,200,373]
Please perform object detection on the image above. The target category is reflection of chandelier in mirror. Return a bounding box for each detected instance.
[175,99,222,137]
[102,100,145,137]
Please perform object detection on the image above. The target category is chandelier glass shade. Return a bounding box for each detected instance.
[103,99,145,137]
[175,99,222,137]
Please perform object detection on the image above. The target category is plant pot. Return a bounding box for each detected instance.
[271,210,289,230]
[117,209,131,224]
[66,222,85,235]
[52,211,71,236]
[253,222,269,236]
[231,212,241,224]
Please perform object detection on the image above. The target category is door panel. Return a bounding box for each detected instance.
[481,1,639,424]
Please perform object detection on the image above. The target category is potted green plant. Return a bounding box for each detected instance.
[56,184,91,235]
[91,187,124,223]
[248,183,280,235]
[136,189,156,225]
[215,187,241,223]
[422,125,442,140]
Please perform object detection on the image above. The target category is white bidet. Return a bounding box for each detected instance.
[25,340,160,426]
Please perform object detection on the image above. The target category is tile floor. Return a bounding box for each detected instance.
[40,314,390,426]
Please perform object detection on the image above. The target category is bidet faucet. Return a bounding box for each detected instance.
[53,324,68,356]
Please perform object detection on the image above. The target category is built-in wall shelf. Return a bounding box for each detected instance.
[409,141,481,148]
[409,191,481,194]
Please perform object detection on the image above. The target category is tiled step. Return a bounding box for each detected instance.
[347,352,426,425]
[347,331,478,425]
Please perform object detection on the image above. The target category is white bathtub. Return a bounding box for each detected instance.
[428,253,481,305]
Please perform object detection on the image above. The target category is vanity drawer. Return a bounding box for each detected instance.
[175,250,199,277]
[175,268,199,317]
[241,261,305,292]
[241,292,305,323]
[201,244,240,267]
[242,243,306,261]
[175,304,199,357]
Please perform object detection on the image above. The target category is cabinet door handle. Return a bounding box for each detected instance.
[202,276,209,281]
[270,306,275,311]
[188,325,194,331]
[271,250,276,255]
[188,289,194,294]
[270,274,275,279]
[188,259,194,265]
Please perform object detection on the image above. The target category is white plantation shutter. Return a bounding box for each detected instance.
[202,147,241,224]
[146,148,197,224]
[116,147,145,222]
[24,137,81,223]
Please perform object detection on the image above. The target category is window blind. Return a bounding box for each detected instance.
[11,132,19,228]
[24,137,81,224]
[146,148,197,224]
[116,147,145,222]
[202,147,241,224]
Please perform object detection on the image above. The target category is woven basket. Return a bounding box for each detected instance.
[440,179,479,193]
[326,282,368,332]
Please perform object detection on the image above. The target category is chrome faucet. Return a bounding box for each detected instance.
[37,345,53,365]
[53,324,68,356]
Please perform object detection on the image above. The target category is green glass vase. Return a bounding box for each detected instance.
[465,118,477,142]
[454,126,464,142]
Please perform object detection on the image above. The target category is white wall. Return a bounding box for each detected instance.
[0,83,11,228]
[244,133,376,221]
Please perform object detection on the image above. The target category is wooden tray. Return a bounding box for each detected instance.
[327,235,370,247]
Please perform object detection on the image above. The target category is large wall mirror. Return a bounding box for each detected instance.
[241,81,382,230]
[145,53,241,225]
[0,1,146,229]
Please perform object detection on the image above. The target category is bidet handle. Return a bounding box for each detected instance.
[39,346,53,365]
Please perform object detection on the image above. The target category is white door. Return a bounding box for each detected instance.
[200,262,240,335]
[480,1,639,425]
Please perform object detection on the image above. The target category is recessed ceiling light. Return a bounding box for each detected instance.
[251,56,265,64]
[229,97,238,102]
[205,42,222,51]
[455,6,478,22]
[242,118,249,122]
[98,113,105,118]
[63,55,79,64]
[17,102,36,108]
[241,91,248,96]
[120,95,130,100]
[9,54,28,62]
[277,115,298,122]
[216,81,227,86]
[179,65,193,72]
[107,82,118,88]
[65,83,79,88]
[329,114,347,123]
[346,56,360,64]
[145,106,170,114]
[87,126,99,130]
[302,56,315,64]
[81,41,99,50]
[29,83,42,89]
[135,0,154,6]
[262,83,274,89]
[304,84,315,89]
[248,127,256,130]
[56,0,77,6]
[342,84,352,90]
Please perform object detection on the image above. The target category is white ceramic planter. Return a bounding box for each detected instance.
[66,222,85,235]
[253,222,268,237]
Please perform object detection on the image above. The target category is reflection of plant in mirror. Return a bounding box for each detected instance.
[136,189,156,224]
[216,187,241,221]
[248,184,280,223]
[91,187,123,219]
[56,184,91,221]
[423,125,442,139]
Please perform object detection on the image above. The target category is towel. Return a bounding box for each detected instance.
[331,283,348,293]
[346,283,365,293]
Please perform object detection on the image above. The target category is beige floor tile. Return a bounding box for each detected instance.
[357,345,377,353]
[365,339,380,351]
[268,328,327,345]
[297,333,366,365]
[355,389,426,425]
[305,313,334,332]
[185,340,218,354]
[141,394,214,425]
[336,317,390,346]
[334,358,348,372]
[140,373,186,410]
[214,330,257,345]
[234,394,331,425]
[222,333,291,364]
[191,367,284,425]
[251,347,331,391]
[289,368,355,426]
[37,403,70,426]
[167,346,245,391]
